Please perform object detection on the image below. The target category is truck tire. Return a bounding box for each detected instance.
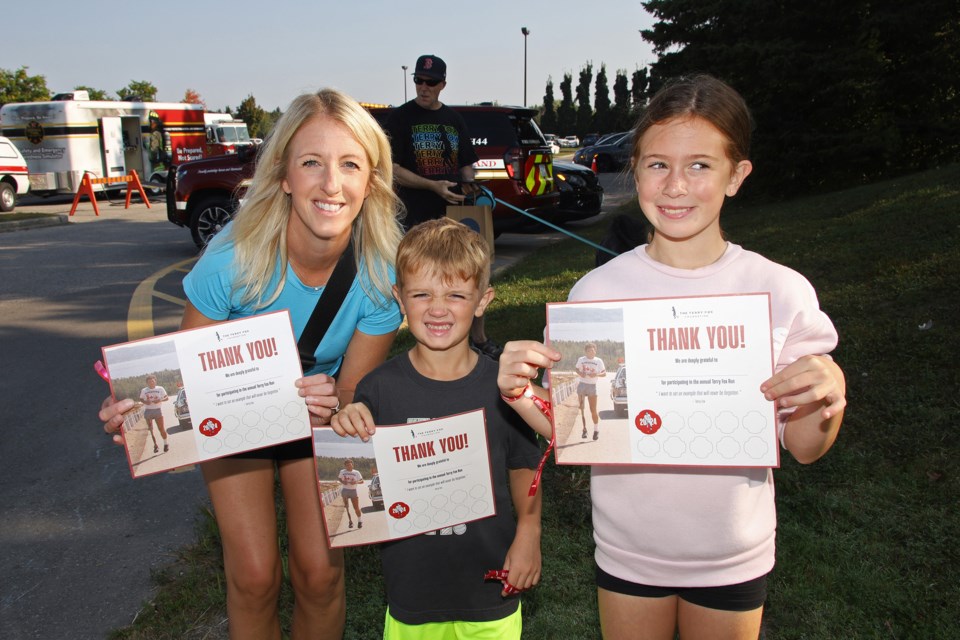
[189,195,234,248]
[0,182,15,212]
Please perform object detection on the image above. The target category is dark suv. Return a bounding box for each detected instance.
[167,104,559,246]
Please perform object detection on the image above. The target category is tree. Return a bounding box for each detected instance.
[630,67,649,113]
[592,64,612,133]
[234,94,268,139]
[639,0,958,196]
[0,66,50,107]
[74,85,111,100]
[540,78,558,134]
[556,74,576,135]
[612,71,633,132]
[117,80,157,102]
[182,88,206,108]
[575,63,594,137]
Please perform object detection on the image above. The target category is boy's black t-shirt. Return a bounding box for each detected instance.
[354,352,541,624]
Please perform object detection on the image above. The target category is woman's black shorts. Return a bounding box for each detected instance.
[596,563,767,612]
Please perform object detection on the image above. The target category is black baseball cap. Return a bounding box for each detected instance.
[414,55,446,81]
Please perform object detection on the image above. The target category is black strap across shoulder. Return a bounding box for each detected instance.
[297,239,357,372]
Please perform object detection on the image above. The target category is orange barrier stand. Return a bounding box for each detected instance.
[69,170,152,216]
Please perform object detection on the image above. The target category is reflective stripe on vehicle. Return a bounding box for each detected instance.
[524,154,554,195]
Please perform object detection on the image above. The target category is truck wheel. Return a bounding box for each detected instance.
[189,195,234,248]
[0,183,15,212]
[147,173,166,196]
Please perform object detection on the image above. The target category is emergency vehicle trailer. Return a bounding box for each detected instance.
[0,99,206,196]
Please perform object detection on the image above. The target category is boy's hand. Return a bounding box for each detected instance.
[498,340,561,397]
[500,525,542,596]
[761,355,846,421]
[330,402,377,441]
[296,373,340,425]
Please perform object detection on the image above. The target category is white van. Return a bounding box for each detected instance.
[0,136,30,212]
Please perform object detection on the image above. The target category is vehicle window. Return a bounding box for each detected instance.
[460,112,517,148]
[0,141,18,159]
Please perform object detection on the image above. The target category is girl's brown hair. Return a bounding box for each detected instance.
[631,74,754,170]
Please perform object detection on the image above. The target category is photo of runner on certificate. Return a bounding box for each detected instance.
[546,293,779,467]
[312,409,496,548]
[100,311,310,477]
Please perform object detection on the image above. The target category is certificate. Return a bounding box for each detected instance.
[546,293,779,467]
[101,311,309,477]
[312,410,495,548]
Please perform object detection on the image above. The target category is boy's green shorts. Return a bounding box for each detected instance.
[383,604,521,640]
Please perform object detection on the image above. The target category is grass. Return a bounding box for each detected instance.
[0,211,63,221]
[109,164,960,639]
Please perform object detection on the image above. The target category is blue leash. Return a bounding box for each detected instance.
[467,185,617,258]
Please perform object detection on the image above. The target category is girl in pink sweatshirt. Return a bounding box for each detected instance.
[497,75,846,640]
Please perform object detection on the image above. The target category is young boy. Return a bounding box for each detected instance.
[575,343,606,440]
[331,218,543,639]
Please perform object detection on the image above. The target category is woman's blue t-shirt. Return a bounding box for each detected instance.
[183,235,401,377]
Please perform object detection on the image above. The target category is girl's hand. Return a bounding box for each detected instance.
[329,402,377,441]
[761,355,846,420]
[296,373,340,426]
[99,396,135,446]
[498,340,561,397]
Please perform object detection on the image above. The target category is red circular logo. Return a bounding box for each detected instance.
[388,502,410,519]
[634,409,662,435]
[198,417,222,437]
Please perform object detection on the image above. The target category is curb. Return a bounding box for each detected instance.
[0,214,70,233]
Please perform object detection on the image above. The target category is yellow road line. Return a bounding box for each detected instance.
[127,257,197,340]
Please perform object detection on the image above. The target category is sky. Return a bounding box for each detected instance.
[6,1,657,112]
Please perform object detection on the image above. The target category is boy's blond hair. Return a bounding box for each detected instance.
[396,219,491,291]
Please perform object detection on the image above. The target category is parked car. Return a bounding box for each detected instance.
[559,135,580,148]
[543,133,561,154]
[0,136,30,212]
[581,133,601,147]
[368,474,384,510]
[610,365,628,417]
[173,388,192,429]
[553,160,603,222]
[572,131,630,165]
[574,131,634,172]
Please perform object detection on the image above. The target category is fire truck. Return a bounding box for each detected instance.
[204,113,253,156]
[0,92,206,196]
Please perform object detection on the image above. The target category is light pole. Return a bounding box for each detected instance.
[401,65,408,102]
[521,27,530,107]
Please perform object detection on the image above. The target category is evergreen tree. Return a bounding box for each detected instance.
[593,65,612,133]
[612,71,633,132]
[575,63,594,138]
[540,78,558,134]
[630,67,649,113]
[235,94,268,140]
[640,0,958,195]
[557,74,576,136]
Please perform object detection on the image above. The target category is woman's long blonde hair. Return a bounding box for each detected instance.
[215,89,402,308]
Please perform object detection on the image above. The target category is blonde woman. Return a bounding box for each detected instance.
[101,89,403,639]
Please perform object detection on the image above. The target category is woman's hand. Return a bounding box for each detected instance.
[296,373,341,426]
[99,396,135,446]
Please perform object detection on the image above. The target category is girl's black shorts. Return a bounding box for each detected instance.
[596,563,767,612]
